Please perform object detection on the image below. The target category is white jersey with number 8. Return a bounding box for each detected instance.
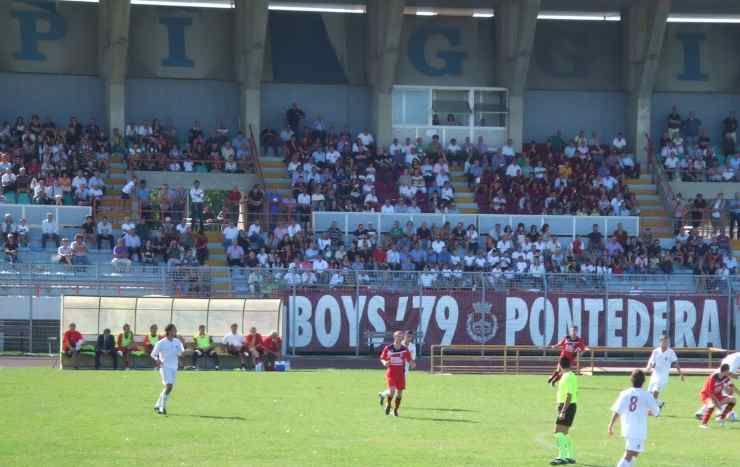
[611,387,660,440]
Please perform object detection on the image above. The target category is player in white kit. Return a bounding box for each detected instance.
[694,352,740,421]
[608,369,661,467]
[151,324,184,415]
[402,331,417,375]
[644,335,683,409]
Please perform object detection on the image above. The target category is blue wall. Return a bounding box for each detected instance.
[651,93,740,147]
[261,83,370,134]
[0,72,104,126]
[524,90,627,143]
[126,78,240,138]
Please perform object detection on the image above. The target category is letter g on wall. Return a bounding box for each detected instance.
[408,25,467,77]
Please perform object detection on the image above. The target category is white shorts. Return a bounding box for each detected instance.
[625,437,646,453]
[648,374,668,393]
[160,367,177,385]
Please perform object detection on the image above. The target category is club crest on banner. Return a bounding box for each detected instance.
[466,302,497,344]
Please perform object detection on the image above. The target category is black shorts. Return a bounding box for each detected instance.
[556,403,577,427]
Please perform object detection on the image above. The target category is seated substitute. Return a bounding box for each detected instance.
[116,323,137,370]
[62,322,84,369]
[262,331,282,371]
[191,324,220,370]
[245,326,264,368]
[144,324,160,354]
[95,328,118,370]
[223,323,248,371]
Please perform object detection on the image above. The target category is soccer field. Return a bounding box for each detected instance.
[0,369,735,467]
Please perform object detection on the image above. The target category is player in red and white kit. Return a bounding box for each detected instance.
[548,326,588,386]
[699,364,737,428]
[379,331,415,417]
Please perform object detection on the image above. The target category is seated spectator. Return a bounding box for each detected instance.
[97,216,114,250]
[112,239,132,270]
[56,238,72,264]
[15,218,28,248]
[191,324,219,370]
[80,216,96,246]
[95,328,118,370]
[123,228,142,261]
[62,322,83,369]
[41,212,60,249]
[70,233,90,266]
[4,234,19,264]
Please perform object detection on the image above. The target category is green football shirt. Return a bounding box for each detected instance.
[557,371,578,404]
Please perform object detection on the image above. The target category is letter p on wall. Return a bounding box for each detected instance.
[12,1,67,61]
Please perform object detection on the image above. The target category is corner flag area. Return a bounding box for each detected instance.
[0,368,735,466]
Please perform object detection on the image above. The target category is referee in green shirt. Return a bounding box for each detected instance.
[551,356,577,465]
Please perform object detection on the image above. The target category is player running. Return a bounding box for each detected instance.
[378,331,415,417]
[551,356,577,465]
[694,352,740,421]
[644,335,684,409]
[699,363,737,428]
[608,369,660,467]
[378,330,417,406]
[548,326,587,386]
[151,324,184,415]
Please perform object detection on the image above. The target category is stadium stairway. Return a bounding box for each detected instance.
[97,153,130,228]
[625,175,673,239]
[450,168,477,213]
[260,156,292,208]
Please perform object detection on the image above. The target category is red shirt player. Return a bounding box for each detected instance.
[379,331,414,417]
[699,364,737,427]
[548,326,587,386]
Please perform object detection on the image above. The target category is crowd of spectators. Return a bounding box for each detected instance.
[659,107,740,182]
[216,214,737,289]
[0,115,110,206]
[259,102,639,221]
[122,119,255,174]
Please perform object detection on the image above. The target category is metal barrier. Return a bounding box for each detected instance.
[312,211,640,241]
[430,345,726,374]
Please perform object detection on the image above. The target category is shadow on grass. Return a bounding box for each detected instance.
[169,414,246,421]
[404,407,477,413]
[401,415,478,423]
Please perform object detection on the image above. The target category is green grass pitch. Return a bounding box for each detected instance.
[0,369,735,466]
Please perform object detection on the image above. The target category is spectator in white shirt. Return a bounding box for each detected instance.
[222,221,240,248]
[357,129,374,147]
[15,218,29,247]
[612,132,627,150]
[501,139,515,157]
[189,181,205,227]
[96,216,114,249]
[121,176,136,200]
[380,200,395,213]
[41,212,60,249]
[123,229,142,261]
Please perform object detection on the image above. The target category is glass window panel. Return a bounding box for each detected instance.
[404,90,428,125]
[135,298,173,335]
[207,310,244,342]
[172,307,208,337]
[100,297,137,310]
[246,311,281,336]
[392,90,403,125]
[99,308,136,335]
[62,308,99,335]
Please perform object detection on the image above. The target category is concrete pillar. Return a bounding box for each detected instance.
[623,0,671,165]
[494,0,540,152]
[234,0,269,138]
[367,0,404,148]
[98,0,131,135]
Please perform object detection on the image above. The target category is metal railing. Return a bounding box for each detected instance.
[0,264,734,296]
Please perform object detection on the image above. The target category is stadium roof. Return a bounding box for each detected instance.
[60,0,740,17]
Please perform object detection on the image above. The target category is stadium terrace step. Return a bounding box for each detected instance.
[639,219,673,228]
[207,258,226,266]
[205,231,222,242]
[259,159,285,169]
[460,207,478,214]
[106,178,125,186]
[639,209,671,217]
[631,188,659,196]
[731,239,740,249]
[109,167,126,174]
